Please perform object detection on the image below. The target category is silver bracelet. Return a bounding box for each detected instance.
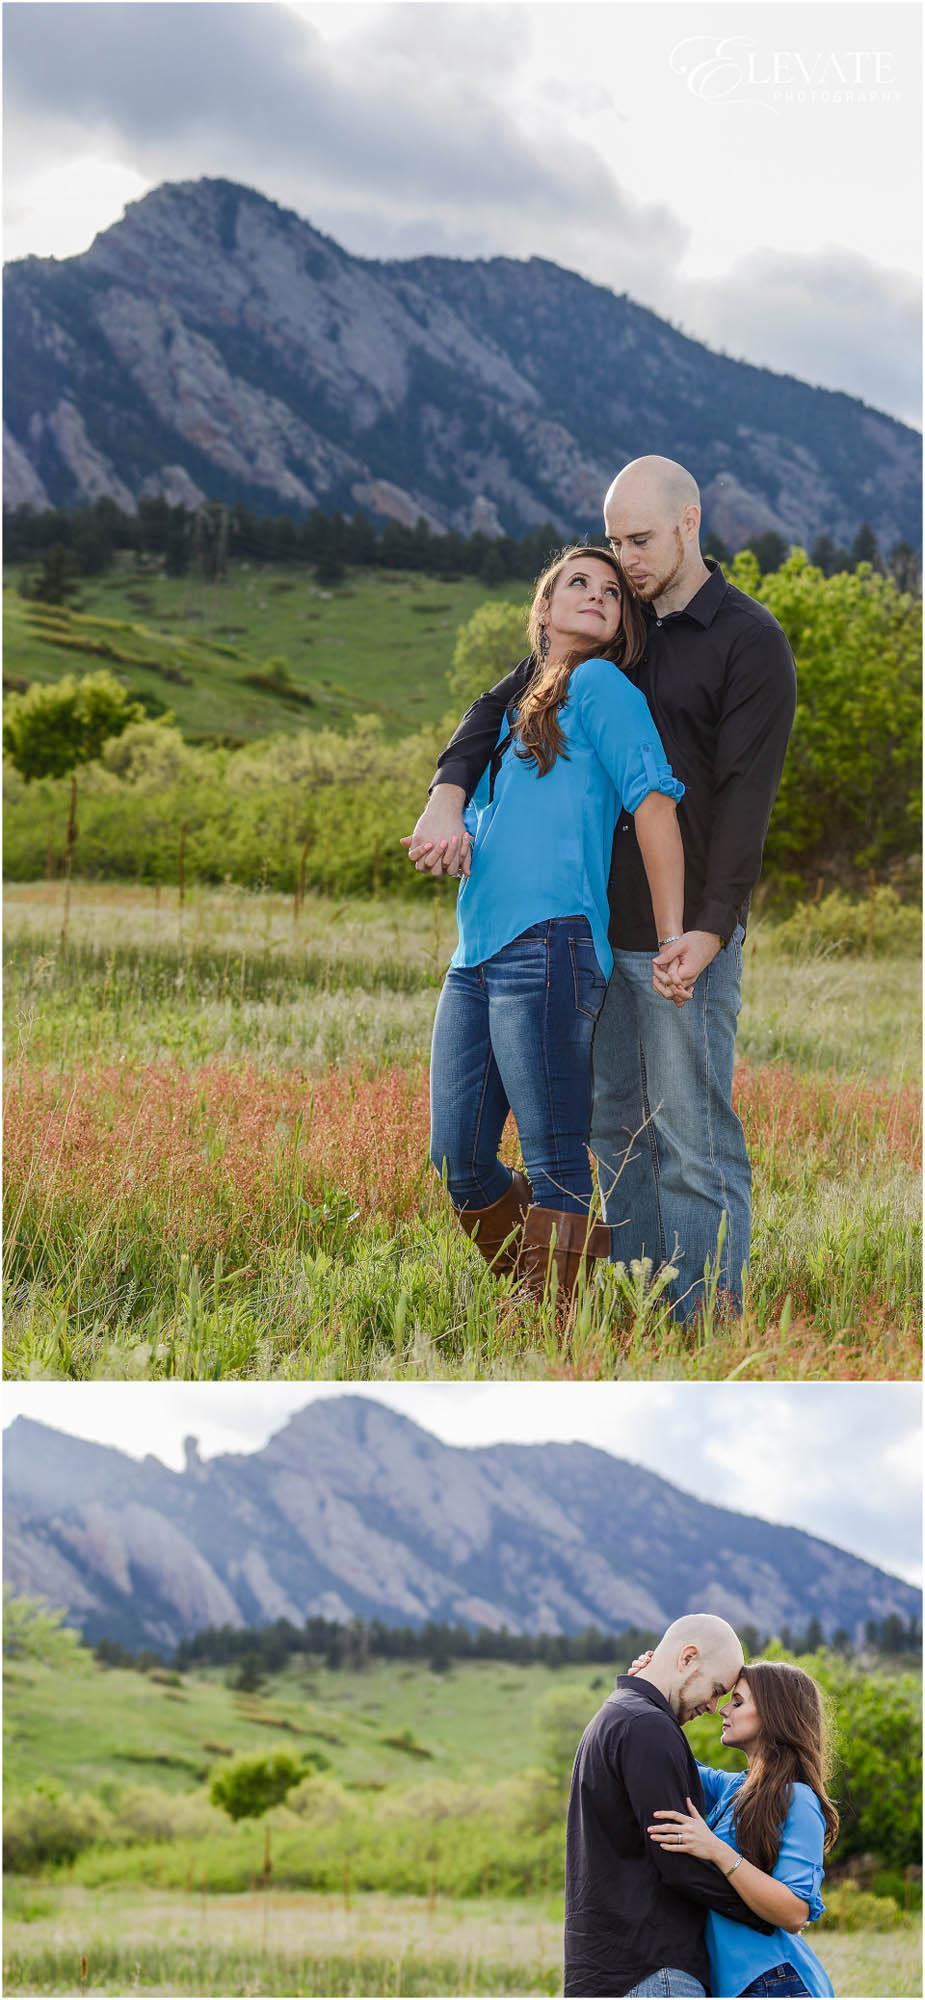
[658,934,684,947]
[724,1853,744,1878]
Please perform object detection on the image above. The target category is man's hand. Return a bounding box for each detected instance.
[653,930,723,997]
[400,784,471,878]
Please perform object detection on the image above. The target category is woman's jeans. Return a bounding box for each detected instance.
[430,917,607,1212]
[740,1965,810,1997]
[589,925,750,1318]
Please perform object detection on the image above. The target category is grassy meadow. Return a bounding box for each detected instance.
[4,880,921,1379]
[4,1650,921,1997]
[3,564,513,744]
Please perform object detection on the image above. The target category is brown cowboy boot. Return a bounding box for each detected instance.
[518,1206,612,1311]
[455,1171,532,1275]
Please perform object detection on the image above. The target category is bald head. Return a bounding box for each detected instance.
[602,456,708,614]
[605,456,701,522]
[636,1613,743,1724]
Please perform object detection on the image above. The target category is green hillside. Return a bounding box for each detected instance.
[3,1650,607,1802]
[2,564,526,744]
[4,1638,920,1995]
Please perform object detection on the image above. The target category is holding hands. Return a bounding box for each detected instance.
[652,929,723,1000]
[400,786,471,878]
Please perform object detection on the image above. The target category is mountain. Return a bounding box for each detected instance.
[3,1399,918,1655]
[3,177,920,550]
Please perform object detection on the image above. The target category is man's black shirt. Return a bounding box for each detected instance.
[431,562,797,951]
[565,1679,773,1997]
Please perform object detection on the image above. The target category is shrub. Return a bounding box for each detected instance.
[771,887,921,958]
[816,1880,905,1931]
[285,1773,352,1824]
[3,1785,112,1871]
[447,597,529,715]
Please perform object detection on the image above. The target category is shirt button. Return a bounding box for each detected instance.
[656,620,662,628]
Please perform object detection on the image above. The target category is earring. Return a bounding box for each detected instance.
[539,627,550,663]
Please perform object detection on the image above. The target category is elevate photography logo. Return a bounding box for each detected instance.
[669,36,900,113]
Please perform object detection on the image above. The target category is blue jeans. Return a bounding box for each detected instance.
[430,917,607,1212]
[740,1967,809,1997]
[624,1973,706,1997]
[589,927,750,1318]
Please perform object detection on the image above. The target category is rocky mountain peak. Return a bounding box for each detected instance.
[4,176,919,547]
[3,1402,919,1657]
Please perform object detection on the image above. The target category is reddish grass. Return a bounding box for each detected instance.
[734,1064,922,1172]
[4,1058,920,1266]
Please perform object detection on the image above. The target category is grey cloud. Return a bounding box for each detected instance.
[4,2,686,270]
[2,4,638,214]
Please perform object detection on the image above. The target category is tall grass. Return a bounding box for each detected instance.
[4,886,920,1380]
[2,1887,920,1998]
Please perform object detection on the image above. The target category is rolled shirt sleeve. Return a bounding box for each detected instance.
[572,659,685,813]
[771,1787,827,1921]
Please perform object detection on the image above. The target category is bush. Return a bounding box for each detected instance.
[447,597,529,715]
[3,1785,112,1871]
[285,1773,352,1824]
[816,1880,906,1931]
[4,1591,91,1671]
[732,550,922,884]
[771,887,921,957]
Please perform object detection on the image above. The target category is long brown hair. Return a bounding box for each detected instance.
[731,1661,839,1874]
[515,545,647,777]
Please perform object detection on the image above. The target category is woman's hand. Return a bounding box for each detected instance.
[648,1796,731,1870]
[627,1649,654,1675]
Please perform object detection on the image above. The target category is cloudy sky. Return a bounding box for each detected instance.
[3,0,920,424]
[4,1383,921,1586]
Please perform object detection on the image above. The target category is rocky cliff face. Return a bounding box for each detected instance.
[4,177,920,549]
[3,1399,918,1654]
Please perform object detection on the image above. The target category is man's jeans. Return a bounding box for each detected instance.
[589,927,750,1318]
[623,1972,706,1997]
[430,916,607,1212]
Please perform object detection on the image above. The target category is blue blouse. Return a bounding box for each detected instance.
[451,656,683,978]
[697,1764,834,1998]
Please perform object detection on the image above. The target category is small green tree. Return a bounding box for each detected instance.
[209,1751,302,1822]
[850,522,883,571]
[3,670,146,780]
[533,1684,596,1796]
[889,541,921,595]
[743,529,789,573]
[448,597,530,716]
[229,1650,265,1693]
[3,1590,90,1671]
[21,542,81,605]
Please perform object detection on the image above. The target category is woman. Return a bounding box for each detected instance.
[426,544,686,1309]
[646,1658,839,1998]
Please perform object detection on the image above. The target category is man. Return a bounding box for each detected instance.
[405,457,796,1318]
[565,1614,773,1997]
